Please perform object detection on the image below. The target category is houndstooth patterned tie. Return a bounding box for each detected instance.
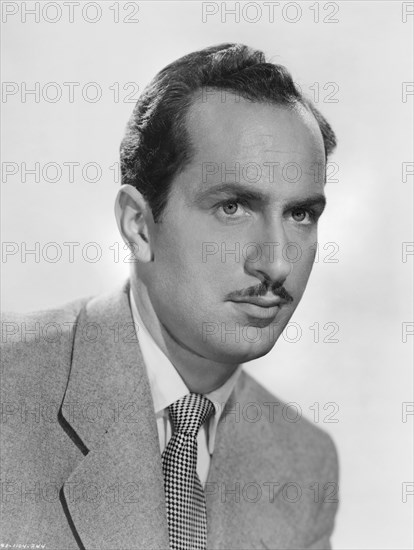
[162,393,215,550]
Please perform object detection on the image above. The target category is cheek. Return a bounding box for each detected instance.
[162,209,245,270]
[291,244,317,293]
[153,223,232,302]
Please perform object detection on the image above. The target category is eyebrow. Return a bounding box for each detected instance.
[284,194,327,212]
[193,183,326,210]
[194,183,267,204]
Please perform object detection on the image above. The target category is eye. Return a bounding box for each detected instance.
[215,199,250,223]
[222,202,239,215]
[290,207,315,225]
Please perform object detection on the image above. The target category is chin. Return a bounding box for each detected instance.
[206,337,278,365]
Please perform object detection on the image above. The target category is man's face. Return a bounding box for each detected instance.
[145,93,326,364]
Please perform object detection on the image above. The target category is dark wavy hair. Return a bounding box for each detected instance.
[120,43,337,222]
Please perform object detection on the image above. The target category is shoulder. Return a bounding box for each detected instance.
[233,371,340,545]
[1,296,90,402]
[236,370,339,476]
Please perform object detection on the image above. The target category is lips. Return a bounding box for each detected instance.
[229,295,288,308]
[229,298,284,325]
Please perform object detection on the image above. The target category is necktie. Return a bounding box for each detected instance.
[162,393,215,550]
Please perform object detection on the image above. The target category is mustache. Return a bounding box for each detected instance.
[226,281,294,303]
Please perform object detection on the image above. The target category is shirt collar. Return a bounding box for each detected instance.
[129,288,242,453]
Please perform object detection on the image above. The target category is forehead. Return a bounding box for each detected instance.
[185,92,326,173]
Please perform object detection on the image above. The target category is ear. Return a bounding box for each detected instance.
[114,184,154,263]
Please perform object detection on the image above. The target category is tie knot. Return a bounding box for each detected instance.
[168,393,215,438]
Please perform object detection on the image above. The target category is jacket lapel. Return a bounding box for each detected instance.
[60,280,169,550]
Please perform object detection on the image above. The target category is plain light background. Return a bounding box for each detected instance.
[1,1,413,548]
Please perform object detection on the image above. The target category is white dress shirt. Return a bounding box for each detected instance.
[129,289,242,484]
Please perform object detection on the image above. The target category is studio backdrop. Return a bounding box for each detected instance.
[1,2,413,549]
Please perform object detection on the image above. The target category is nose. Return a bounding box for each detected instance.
[243,221,292,286]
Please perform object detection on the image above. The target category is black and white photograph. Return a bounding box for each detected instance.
[1,2,413,549]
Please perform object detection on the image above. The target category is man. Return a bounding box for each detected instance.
[1,44,339,549]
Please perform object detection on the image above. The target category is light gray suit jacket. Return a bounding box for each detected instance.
[1,280,339,550]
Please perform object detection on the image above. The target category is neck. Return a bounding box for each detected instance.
[130,278,239,394]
